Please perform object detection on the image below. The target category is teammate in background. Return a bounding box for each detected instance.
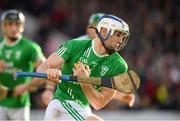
[37,14,131,120]
[0,10,45,121]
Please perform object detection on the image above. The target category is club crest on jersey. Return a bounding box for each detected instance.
[100,66,109,76]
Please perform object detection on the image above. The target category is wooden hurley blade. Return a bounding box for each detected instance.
[78,77,102,85]
[112,70,140,94]
[78,70,140,94]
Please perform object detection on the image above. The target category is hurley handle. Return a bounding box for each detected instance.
[15,72,77,81]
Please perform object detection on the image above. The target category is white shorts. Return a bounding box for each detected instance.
[44,99,93,121]
[0,106,30,121]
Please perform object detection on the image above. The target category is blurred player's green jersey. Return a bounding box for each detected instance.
[55,39,128,107]
[0,37,44,108]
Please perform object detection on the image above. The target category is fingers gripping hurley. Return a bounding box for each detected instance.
[112,70,140,94]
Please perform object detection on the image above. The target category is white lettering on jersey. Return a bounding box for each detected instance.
[90,61,98,70]
[5,50,12,59]
[67,88,76,100]
[67,88,73,96]
[15,51,21,60]
[79,56,88,64]
[72,81,80,85]
[79,47,93,64]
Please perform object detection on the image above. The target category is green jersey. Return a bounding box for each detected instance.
[0,37,44,108]
[54,39,128,107]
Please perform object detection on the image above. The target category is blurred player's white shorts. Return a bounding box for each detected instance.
[44,99,93,121]
[0,106,30,121]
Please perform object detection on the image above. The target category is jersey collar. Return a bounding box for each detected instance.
[4,36,22,47]
[92,39,108,58]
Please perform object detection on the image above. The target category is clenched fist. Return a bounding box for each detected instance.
[46,69,62,83]
[73,61,90,79]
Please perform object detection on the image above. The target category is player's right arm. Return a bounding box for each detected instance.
[27,40,74,91]
[37,40,74,76]
[16,51,65,95]
[36,52,64,82]
[37,40,76,82]
[35,51,67,105]
[17,53,64,101]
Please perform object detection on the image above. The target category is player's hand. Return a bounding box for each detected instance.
[113,91,135,107]
[73,61,90,79]
[46,69,61,84]
[128,93,135,107]
[0,84,9,100]
[13,84,27,96]
[0,60,7,72]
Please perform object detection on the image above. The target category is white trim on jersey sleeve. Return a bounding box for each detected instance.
[57,46,67,56]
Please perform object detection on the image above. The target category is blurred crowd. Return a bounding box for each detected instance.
[0,0,179,110]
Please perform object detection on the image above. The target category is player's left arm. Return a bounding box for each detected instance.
[81,57,132,110]
[111,57,135,107]
[81,83,116,110]
[73,62,116,110]
[113,91,135,107]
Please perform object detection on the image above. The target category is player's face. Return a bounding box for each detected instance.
[106,31,128,51]
[2,21,24,40]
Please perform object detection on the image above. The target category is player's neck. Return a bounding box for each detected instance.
[4,36,21,46]
[94,38,108,55]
